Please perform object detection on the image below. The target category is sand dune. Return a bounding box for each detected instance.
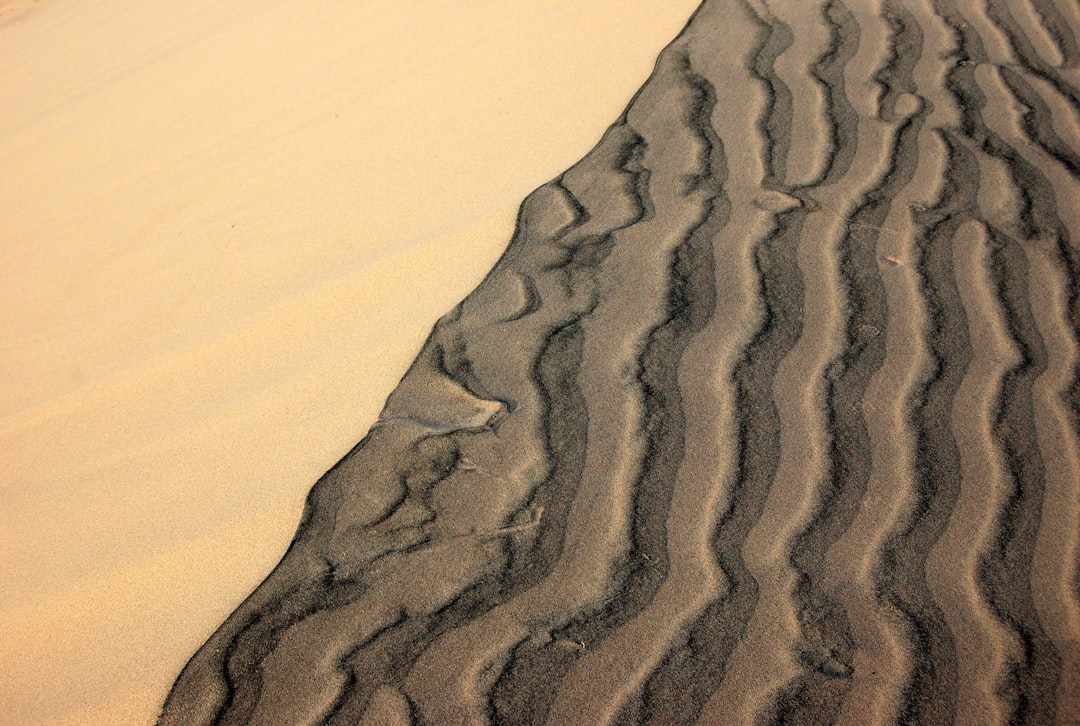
[156,0,1080,723]
[0,1,700,723]
[5,0,1077,723]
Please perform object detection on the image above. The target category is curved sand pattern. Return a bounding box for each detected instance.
[129,0,1080,723]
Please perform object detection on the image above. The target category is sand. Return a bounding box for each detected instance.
[4,0,1080,724]
[0,1,699,723]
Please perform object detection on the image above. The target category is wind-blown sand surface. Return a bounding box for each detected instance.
[153,0,1080,723]
[0,1,700,723]
[4,0,1079,724]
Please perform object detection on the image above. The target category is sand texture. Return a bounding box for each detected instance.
[156,1,1080,723]
[9,0,1078,723]
[0,1,700,722]
[158,0,1080,723]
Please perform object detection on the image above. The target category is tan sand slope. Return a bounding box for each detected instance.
[157,0,1080,724]
[0,1,701,723]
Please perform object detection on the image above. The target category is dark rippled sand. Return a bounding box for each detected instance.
[160,1,1080,723]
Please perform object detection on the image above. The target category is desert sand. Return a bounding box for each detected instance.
[0,1,699,723]
[4,0,1080,724]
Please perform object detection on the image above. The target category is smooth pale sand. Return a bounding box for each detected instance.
[0,1,700,723]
